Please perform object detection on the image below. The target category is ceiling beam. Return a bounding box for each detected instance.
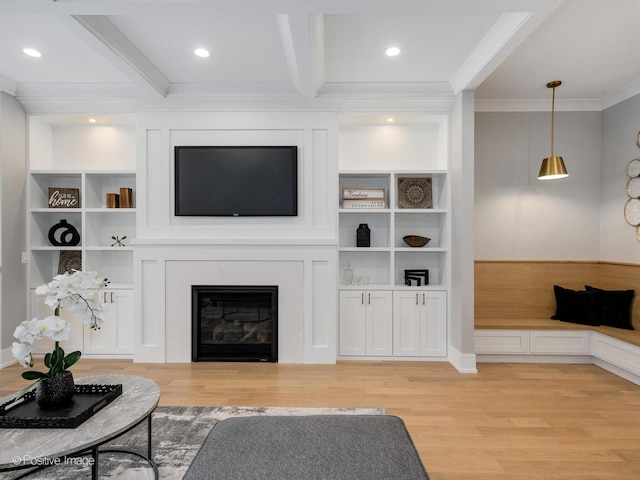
[55,14,169,97]
[450,0,562,93]
[450,12,531,94]
[0,74,17,96]
[278,13,324,98]
[2,0,562,17]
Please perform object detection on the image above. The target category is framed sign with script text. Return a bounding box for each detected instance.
[342,187,386,208]
[48,188,80,208]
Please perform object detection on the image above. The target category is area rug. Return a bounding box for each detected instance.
[0,406,384,480]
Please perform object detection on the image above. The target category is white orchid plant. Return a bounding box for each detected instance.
[12,270,109,397]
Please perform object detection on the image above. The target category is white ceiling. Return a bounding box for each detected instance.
[0,0,638,113]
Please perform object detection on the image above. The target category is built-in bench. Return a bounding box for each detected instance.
[474,261,640,385]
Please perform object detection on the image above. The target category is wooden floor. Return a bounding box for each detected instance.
[2,360,640,479]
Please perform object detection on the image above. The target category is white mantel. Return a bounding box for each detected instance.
[133,241,337,364]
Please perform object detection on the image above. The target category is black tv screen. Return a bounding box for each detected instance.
[175,146,298,216]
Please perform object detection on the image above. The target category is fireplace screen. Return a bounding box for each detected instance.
[192,286,278,362]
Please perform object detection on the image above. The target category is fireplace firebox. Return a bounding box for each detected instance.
[192,286,278,362]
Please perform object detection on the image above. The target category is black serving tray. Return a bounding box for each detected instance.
[0,384,122,429]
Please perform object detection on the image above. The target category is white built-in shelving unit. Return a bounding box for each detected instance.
[27,116,136,356]
[337,114,450,360]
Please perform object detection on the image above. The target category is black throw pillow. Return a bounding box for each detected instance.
[551,285,600,326]
[585,285,634,330]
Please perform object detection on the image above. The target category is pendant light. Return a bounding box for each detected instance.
[538,80,569,180]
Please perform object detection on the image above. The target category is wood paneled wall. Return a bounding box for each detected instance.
[475,261,640,330]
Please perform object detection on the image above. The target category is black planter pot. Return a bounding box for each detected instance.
[36,371,75,409]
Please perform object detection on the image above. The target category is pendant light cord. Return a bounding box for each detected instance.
[550,86,555,157]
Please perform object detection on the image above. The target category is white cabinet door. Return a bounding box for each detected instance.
[339,290,392,356]
[339,290,367,356]
[393,291,422,356]
[84,289,133,355]
[393,290,447,357]
[365,290,393,356]
[420,291,447,357]
[110,289,134,354]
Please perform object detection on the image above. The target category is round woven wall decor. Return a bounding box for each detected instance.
[626,177,640,198]
[627,159,640,177]
[624,198,640,226]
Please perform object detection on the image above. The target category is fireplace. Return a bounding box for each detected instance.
[192,286,278,362]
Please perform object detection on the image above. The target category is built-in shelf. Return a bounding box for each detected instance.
[338,171,449,288]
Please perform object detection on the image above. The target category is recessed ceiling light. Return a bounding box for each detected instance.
[387,117,395,123]
[385,46,401,57]
[88,118,97,124]
[194,48,210,58]
[23,48,42,58]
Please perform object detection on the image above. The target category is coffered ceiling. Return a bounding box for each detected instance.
[0,0,637,112]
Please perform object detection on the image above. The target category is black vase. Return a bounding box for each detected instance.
[36,371,75,409]
[356,223,371,247]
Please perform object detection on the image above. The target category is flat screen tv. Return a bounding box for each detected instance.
[175,146,298,216]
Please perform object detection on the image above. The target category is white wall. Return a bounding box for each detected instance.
[0,92,27,363]
[600,94,640,263]
[475,111,602,260]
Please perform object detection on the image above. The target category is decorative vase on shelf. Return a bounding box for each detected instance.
[343,261,354,285]
[356,224,371,247]
[35,371,75,409]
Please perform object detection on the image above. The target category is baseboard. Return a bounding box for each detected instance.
[0,347,17,369]
[476,354,592,364]
[448,346,477,373]
[593,357,640,386]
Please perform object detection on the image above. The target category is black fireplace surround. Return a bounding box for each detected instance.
[192,285,278,362]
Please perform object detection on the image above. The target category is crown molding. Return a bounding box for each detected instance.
[318,81,453,98]
[601,78,640,111]
[16,92,455,115]
[475,98,602,112]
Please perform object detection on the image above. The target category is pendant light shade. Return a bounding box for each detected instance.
[539,155,568,180]
[538,80,568,180]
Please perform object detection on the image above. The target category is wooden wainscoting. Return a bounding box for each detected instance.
[475,260,640,332]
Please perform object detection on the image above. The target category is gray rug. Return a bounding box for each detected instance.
[0,406,383,480]
[184,415,430,480]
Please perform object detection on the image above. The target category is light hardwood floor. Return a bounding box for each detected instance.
[2,359,640,480]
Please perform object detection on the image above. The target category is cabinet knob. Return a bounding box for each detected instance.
[415,293,418,305]
[361,292,364,305]
[368,293,371,305]
[103,292,107,303]
[111,292,114,303]
[423,293,426,305]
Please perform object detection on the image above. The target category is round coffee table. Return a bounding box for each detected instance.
[0,374,160,479]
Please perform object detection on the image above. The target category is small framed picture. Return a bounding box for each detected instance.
[58,250,82,274]
[342,187,386,208]
[398,178,432,209]
[342,187,386,200]
[48,188,80,208]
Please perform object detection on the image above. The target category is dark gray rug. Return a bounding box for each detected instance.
[184,415,430,480]
[0,406,383,480]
